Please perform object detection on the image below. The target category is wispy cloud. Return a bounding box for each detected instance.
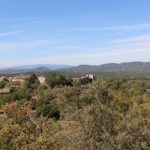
[0,39,82,52]
[0,39,55,51]
[106,34,150,56]
[55,46,81,50]
[66,23,150,32]
[1,46,150,67]
[111,34,150,44]
[2,51,121,67]
[0,30,23,37]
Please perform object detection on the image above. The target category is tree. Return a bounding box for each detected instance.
[26,74,39,89]
[0,81,5,89]
[46,74,72,88]
[0,102,60,149]
[46,74,59,88]
[80,78,92,85]
[78,82,118,150]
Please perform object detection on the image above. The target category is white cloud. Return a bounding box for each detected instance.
[1,46,150,67]
[0,39,54,51]
[111,34,150,44]
[0,30,23,37]
[0,51,121,67]
[0,32,150,67]
[55,46,81,50]
[66,23,150,32]
[0,39,83,53]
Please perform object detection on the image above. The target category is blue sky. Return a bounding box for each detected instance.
[0,0,150,67]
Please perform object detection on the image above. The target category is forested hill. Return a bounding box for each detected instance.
[0,62,150,74]
[61,62,150,73]
[0,64,71,74]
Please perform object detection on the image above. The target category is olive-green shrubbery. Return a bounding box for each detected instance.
[0,73,150,149]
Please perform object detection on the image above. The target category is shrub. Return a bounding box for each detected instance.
[0,81,5,89]
[37,101,60,120]
[46,74,72,88]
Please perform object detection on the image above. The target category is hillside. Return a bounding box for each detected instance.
[62,62,150,73]
[0,73,150,149]
[0,62,150,74]
[0,64,71,74]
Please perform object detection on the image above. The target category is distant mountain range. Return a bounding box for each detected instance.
[0,62,150,74]
[61,62,150,73]
[0,64,72,70]
[0,64,72,74]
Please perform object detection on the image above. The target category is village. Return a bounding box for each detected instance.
[0,73,96,94]
[0,74,46,94]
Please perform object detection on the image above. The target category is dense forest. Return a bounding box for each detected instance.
[0,72,150,150]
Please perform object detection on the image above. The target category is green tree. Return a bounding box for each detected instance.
[37,102,60,120]
[0,81,5,89]
[46,74,72,88]
[26,74,39,89]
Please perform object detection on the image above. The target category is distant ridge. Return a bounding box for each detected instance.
[61,62,150,73]
[0,62,150,74]
[0,64,72,70]
[0,64,72,74]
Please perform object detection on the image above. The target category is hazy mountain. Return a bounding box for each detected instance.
[0,64,71,74]
[0,64,72,70]
[61,62,150,73]
[0,62,150,74]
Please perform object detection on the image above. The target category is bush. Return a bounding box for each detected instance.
[0,81,5,89]
[11,90,31,101]
[37,101,60,120]
[26,74,39,89]
[80,78,92,85]
[46,74,72,88]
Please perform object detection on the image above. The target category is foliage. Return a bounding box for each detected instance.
[0,73,150,149]
[0,81,5,89]
[26,73,39,89]
[46,74,72,88]
[37,102,60,120]
[80,77,92,85]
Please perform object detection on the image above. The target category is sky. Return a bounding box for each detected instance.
[0,0,150,67]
